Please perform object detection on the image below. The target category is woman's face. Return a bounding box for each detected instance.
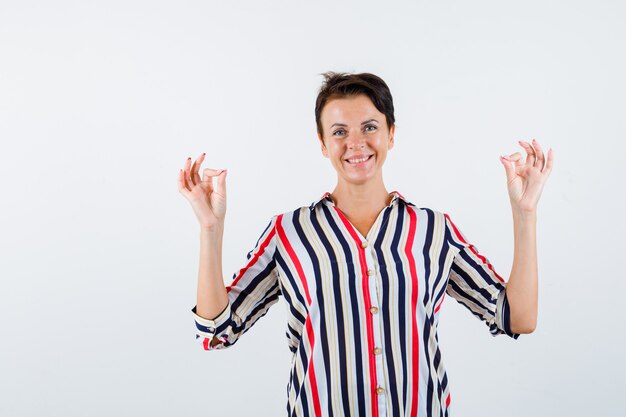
[318,94,395,187]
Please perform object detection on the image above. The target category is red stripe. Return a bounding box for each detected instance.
[390,189,406,200]
[276,215,312,305]
[405,206,420,417]
[305,318,321,416]
[276,215,322,417]
[226,223,278,292]
[444,213,505,283]
[202,337,210,350]
[434,292,446,314]
[333,207,379,417]
[446,392,451,408]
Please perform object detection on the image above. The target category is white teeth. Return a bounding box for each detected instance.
[347,156,371,163]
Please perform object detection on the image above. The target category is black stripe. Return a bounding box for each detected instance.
[230,259,277,312]
[281,284,306,326]
[421,209,436,416]
[446,280,489,322]
[292,362,301,409]
[322,204,366,416]
[276,252,309,316]
[292,209,335,417]
[374,205,402,417]
[390,203,408,410]
[451,253,498,305]
[230,283,281,336]
[246,217,274,261]
[502,292,520,339]
[311,207,352,417]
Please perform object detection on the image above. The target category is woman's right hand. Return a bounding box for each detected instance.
[177,153,228,229]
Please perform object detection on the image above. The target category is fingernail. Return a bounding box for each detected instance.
[202,152,206,156]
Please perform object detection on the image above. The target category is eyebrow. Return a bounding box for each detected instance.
[330,118,379,128]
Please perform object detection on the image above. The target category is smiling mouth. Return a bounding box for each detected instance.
[345,155,374,164]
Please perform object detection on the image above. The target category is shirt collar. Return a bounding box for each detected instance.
[309,190,412,211]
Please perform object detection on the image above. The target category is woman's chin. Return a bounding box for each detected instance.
[339,172,377,186]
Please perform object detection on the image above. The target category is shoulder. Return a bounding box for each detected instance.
[408,205,448,222]
[410,207,459,242]
[266,205,313,229]
[275,204,310,219]
[415,206,459,224]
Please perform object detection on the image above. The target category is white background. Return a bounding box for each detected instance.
[1,1,623,416]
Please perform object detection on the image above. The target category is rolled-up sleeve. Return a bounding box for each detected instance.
[444,212,520,339]
[191,215,282,350]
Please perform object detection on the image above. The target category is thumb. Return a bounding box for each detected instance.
[215,169,228,197]
[499,156,516,182]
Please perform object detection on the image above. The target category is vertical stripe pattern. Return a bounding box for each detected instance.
[191,191,520,416]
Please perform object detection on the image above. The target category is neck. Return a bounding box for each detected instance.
[330,179,392,215]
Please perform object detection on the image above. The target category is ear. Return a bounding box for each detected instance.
[388,124,395,150]
[318,132,328,158]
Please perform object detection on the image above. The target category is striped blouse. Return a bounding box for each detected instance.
[191,190,520,417]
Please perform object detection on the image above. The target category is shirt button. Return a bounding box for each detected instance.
[367,269,375,276]
[373,347,382,355]
[376,386,385,395]
[370,306,379,314]
[361,241,368,248]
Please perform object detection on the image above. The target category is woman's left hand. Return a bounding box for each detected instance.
[499,138,554,213]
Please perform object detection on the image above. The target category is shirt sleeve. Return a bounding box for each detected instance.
[443,212,520,339]
[191,214,282,350]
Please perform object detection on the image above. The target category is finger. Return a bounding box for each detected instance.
[503,151,523,174]
[203,167,226,179]
[179,166,192,193]
[543,148,554,175]
[184,157,193,188]
[506,151,524,162]
[214,169,228,198]
[201,168,217,193]
[190,153,205,186]
[177,169,186,193]
[518,140,536,167]
[203,167,226,192]
[531,139,545,171]
[499,155,516,182]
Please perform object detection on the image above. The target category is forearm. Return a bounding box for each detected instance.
[505,209,538,333]
[196,224,229,320]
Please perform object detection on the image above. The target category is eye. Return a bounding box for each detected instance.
[332,129,346,136]
[364,125,377,132]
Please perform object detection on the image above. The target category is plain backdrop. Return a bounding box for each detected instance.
[1,1,624,416]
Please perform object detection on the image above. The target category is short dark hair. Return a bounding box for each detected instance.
[315,71,395,138]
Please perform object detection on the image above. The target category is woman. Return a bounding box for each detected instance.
[177,72,554,417]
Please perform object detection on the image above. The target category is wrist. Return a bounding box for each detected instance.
[200,223,224,234]
[511,208,537,223]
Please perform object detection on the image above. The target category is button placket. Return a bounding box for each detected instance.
[363,242,387,411]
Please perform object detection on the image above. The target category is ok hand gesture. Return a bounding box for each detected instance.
[499,139,554,213]
[177,152,228,229]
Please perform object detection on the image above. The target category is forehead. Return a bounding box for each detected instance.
[321,94,382,124]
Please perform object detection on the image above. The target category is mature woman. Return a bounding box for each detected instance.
[177,72,554,417]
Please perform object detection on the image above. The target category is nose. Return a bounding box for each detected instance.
[346,129,366,149]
